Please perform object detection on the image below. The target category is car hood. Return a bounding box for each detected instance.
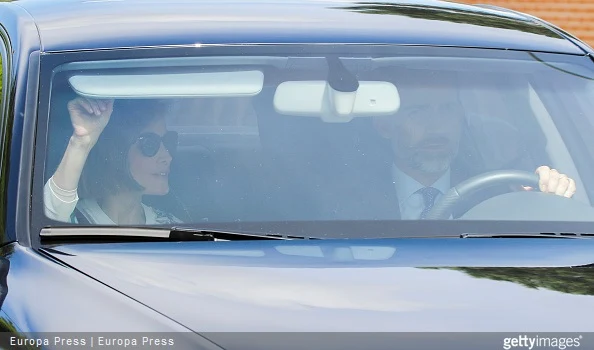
[47,238,594,334]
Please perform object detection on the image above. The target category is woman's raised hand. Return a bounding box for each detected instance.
[67,97,114,149]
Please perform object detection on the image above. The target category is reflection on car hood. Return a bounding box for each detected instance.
[48,238,594,333]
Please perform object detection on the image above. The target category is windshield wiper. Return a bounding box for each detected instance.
[169,227,316,241]
[40,226,315,243]
[460,232,594,239]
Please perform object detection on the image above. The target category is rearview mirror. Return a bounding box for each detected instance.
[274,81,400,122]
[68,70,264,99]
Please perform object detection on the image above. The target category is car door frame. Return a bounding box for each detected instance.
[0,24,11,246]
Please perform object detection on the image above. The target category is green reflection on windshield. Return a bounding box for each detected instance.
[442,267,594,296]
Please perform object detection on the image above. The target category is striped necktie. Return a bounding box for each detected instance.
[417,187,441,219]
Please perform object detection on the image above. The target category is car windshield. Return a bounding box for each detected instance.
[36,45,594,237]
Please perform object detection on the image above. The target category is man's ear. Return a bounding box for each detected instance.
[373,116,394,139]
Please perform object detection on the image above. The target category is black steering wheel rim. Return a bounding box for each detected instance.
[423,170,540,220]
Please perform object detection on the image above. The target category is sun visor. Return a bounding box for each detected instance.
[68,71,264,99]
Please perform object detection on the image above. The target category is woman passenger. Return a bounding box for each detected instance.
[44,97,181,224]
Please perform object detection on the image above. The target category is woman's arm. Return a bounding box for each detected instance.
[44,98,113,222]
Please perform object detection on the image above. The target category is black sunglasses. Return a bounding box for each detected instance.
[136,131,178,157]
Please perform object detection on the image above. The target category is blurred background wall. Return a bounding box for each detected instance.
[456,0,594,47]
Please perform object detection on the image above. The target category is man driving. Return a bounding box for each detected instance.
[372,69,576,219]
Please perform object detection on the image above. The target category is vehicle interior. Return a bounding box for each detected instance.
[41,49,594,227]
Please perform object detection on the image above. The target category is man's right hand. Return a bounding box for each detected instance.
[67,97,114,149]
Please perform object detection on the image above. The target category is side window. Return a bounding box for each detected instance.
[0,36,6,125]
[0,36,8,237]
[0,48,3,110]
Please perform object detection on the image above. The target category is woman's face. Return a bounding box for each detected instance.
[128,116,173,196]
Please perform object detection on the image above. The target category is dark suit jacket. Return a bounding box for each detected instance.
[307,153,510,221]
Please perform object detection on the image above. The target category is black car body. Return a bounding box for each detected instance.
[1,0,594,349]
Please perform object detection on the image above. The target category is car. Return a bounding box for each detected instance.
[1,0,594,348]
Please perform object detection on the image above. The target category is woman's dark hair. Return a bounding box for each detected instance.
[80,99,172,200]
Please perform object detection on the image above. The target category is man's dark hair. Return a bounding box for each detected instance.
[80,99,172,200]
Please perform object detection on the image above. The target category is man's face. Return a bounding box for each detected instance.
[382,79,465,174]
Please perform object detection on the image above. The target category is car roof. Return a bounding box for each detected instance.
[6,0,585,54]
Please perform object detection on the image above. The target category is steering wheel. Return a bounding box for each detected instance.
[423,170,540,220]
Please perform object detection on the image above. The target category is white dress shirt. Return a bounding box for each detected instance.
[392,164,451,220]
[44,177,181,224]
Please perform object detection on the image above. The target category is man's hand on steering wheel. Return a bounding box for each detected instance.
[523,166,576,198]
[425,167,577,220]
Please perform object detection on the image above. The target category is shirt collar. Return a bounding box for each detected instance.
[78,199,154,225]
[392,164,451,205]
